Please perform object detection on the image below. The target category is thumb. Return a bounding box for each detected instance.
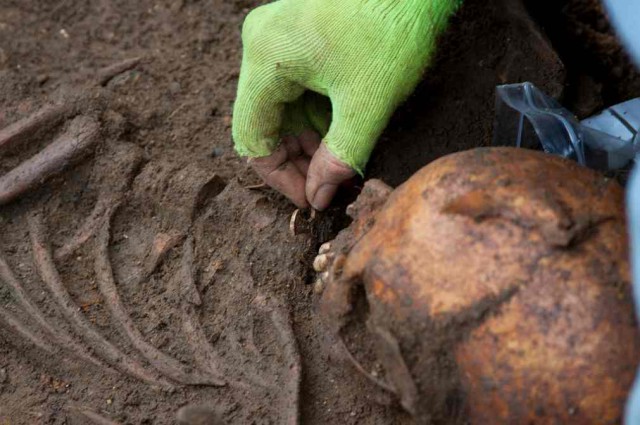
[306,143,356,211]
[305,86,400,209]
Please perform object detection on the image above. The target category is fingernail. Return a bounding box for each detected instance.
[311,184,335,211]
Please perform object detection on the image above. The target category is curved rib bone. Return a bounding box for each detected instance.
[174,237,275,390]
[0,103,72,153]
[253,294,302,425]
[28,213,173,390]
[68,406,122,425]
[55,143,145,261]
[95,220,225,386]
[55,202,117,261]
[172,236,227,385]
[96,57,142,86]
[0,306,54,353]
[0,250,104,368]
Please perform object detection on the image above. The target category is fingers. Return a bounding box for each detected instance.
[251,137,353,211]
[282,136,310,176]
[282,130,321,177]
[233,30,305,158]
[298,129,321,157]
[306,143,356,211]
[249,144,309,208]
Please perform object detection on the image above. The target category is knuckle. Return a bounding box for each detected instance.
[241,7,267,44]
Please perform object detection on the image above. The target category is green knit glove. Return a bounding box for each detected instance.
[233,0,461,175]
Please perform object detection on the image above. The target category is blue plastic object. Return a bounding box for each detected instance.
[599,2,640,423]
[627,166,640,424]
[603,0,640,69]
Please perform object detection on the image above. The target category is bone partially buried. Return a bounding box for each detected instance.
[313,253,331,273]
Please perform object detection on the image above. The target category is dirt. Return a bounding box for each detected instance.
[527,0,640,117]
[0,0,638,424]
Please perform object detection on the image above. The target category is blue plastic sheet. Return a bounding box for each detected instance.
[627,165,640,424]
[603,0,640,70]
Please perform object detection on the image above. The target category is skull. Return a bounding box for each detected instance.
[317,147,640,423]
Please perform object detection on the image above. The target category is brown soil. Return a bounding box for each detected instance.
[0,0,638,424]
[527,0,640,117]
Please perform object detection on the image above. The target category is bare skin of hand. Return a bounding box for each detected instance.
[248,129,356,210]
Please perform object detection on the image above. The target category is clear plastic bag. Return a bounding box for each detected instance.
[493,82,639,170]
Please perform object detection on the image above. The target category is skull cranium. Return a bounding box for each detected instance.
[317,147,639,423]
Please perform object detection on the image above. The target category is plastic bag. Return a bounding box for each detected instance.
[493,82,639,170]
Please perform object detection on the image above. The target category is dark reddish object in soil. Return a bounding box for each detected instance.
[320,147,639,423]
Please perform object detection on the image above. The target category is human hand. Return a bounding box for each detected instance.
[233,0,461,210]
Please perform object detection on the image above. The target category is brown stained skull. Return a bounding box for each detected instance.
[317,147,640,424]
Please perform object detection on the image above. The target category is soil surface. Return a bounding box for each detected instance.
[0,0,638,424]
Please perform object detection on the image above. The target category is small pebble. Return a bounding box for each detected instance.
[36,74,49,85]
[176,404,222,425]
[210,147,225,158]
[168,81,181,95]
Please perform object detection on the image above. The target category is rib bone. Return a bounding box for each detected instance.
[95,219,225,386]
[55,143,145,261]
[0,249,104,368]
[172,236,227,385]
[0,115,100,205]
[253,294,302,425]
[0,103,72,152]
[28,213,173,390]
[0,306,54,353]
